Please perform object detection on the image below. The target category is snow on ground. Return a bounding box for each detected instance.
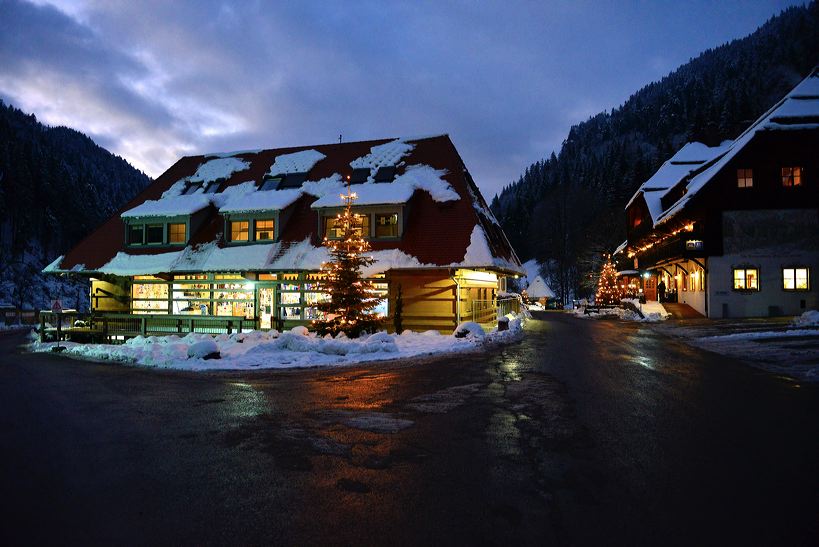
[794,309,819,327]
[28,313,527,371]
[572,299,670,322]
[652,311,819,383]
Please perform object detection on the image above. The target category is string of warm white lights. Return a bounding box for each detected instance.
[312,177,382,336]
[626,222,695,258]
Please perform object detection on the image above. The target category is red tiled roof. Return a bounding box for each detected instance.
[57,135,521,273]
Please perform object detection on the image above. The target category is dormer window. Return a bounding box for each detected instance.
[126,219,190,247]
[202,181,220,194]
[182,181,202,195]
[128,224,145,245]
[323,214,370,239]
[350,168,370,184]
[230,220,249,242]
[169,223,187,244]
[146,224,164,245]
[225,216,279,243]
[375,213,399,237]
[255,219,275,241]
[374,166,396,183]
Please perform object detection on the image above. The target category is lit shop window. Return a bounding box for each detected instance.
[733,268,759,290]
[736,168,753,188]
[782,267,809,291]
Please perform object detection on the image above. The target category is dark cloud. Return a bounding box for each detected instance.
[0,0,802,197]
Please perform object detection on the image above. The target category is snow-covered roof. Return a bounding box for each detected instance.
[218,189,303,214]
[267,149,326,176]
[311,165,456,208]
[53,135,523,276]
[92,225,520,277]
[122,194,212,218]
[189,157,250,182]
[656,68,819,226]
[527,275,555,298]
[625,141,731,224]
[350,139,414,171]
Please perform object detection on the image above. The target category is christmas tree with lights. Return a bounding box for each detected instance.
[595,255,622,306]
[313,182,383,337]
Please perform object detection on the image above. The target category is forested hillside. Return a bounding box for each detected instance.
[0,100,150,309]
[492,2,819,302]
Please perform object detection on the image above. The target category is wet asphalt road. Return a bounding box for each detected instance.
[1,313,817,546]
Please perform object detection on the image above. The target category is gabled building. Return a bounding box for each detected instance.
[46,135,523,332]
[620,69,819,318]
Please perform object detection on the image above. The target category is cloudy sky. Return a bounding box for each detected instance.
[0,0,802,198]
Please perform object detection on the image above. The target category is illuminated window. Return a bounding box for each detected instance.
[737,168,753,188]
[168,223,186,244]
[128,224,145,245]
[324,214,370,238]
[324,217,341,239]
[783,267,809,291]
[255,219,275,241]
[374,213,399,238]
[733,268,759,290]
[781,167,802,187]
[230,220,249,241]
[146,224,164,244]
[353,214,370,238]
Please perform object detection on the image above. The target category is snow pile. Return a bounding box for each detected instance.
[267,150,326,176]
[573,299,670,322]
[28,313,528,371]
[453,322,485,339]
[187,339,219,359]
[793,310,819,327]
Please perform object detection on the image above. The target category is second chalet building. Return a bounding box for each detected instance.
[46,135,523,332]
[620,69,819,318]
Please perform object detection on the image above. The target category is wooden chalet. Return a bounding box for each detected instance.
[45,135,523,334]
[619,69,819,318]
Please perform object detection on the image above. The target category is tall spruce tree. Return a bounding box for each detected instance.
[313,185,383,337]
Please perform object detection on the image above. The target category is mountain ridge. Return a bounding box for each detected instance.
[491,2,819,302]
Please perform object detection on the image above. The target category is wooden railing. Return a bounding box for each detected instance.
[470,297,521,326]
[40,312,252,343]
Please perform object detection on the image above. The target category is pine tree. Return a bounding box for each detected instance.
[313,185,383,337]
[595,255,622,306]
